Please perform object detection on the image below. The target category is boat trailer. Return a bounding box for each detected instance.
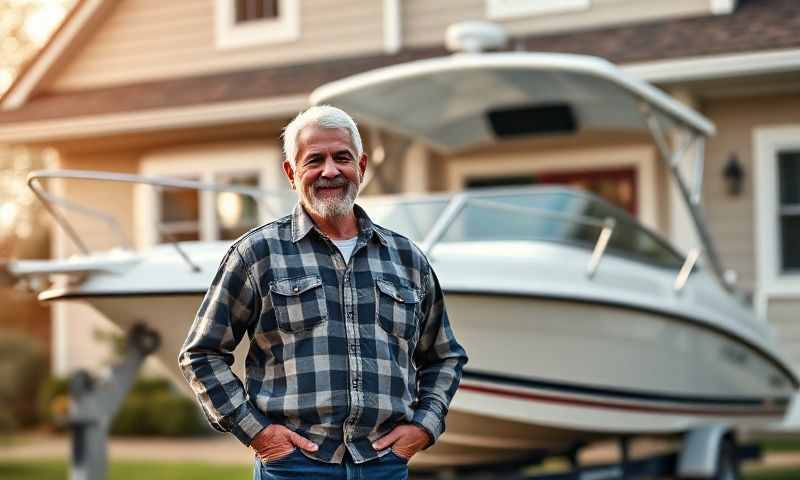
[410,433,758,480]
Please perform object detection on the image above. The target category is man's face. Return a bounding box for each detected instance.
[283,125,367,219]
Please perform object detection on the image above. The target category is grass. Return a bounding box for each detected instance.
[760,437,800,453]
[746,471,800,480]
[0,460,251,480]
[0,460,798,480]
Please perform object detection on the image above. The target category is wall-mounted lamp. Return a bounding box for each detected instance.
[722,154,744,196]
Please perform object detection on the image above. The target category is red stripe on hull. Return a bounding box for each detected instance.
[459,382,785,417]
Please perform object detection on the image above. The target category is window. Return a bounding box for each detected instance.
[487,0,591,20]
[138,143,290,247]
[214,0,299,50]
[465,168,637,215]
[778,151,800,272]
[158,182,201,243]
[215,172,260,240]
[754,126,800,302]
[235,0,279,23]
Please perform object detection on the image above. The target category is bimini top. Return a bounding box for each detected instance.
[311,52,715,153]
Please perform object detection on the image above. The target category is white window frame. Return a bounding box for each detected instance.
[136,143,284,248]
[487,0,591,20]
[754,126,800,302]
[214,0,299,50]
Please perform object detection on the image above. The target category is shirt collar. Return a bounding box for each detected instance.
[291,203,388,246]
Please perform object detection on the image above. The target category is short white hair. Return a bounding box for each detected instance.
[282,105,363,167]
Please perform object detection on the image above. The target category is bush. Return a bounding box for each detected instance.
[0,329,48,432]
[37,376,70,428]
[110,378,210,437]
[39,374,211,437]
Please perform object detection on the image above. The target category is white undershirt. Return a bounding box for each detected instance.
[331,236,358,264]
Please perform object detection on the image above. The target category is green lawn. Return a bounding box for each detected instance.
[0,460,251,480]
[0,460,798,480]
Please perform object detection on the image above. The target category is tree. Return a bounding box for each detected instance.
[0,0,72,256]
[1,0,73,93]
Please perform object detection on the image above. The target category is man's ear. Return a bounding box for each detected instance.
[358,153,368,182]
[282,160,296,190]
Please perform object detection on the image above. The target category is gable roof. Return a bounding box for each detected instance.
[0,0,798,137]
[1,0,117,110]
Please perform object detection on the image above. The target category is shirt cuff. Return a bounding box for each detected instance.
[223,401,272,446]
[411,399,447,449]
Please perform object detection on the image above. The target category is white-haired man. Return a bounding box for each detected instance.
[179,105,468,479]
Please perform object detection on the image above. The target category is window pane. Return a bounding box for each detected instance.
[360,199,449,242]
[781,215,800,271]
[160,188,199,223]
[216,173,260,240]
[234,0,278,23]
[439,191,682,269]
[779,151,800,206]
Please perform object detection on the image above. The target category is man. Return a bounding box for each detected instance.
[178,105,468,479]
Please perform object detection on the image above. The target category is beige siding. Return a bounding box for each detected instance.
[51,151,141,375]
[49,0,384,90]
[54,152,139,255]
[403,0,711,48]
[702,94,800,291]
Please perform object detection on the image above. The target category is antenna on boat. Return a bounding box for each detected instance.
[446,21,508,53]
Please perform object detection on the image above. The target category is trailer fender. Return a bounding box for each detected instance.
[677,425,732,478]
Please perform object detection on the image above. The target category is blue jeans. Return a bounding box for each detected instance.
[254,448,409,480]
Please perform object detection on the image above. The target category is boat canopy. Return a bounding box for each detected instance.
[311,52,715,153]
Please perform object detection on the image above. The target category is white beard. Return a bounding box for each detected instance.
[300,177,359,220]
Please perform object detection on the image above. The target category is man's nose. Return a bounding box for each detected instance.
[320,157,341,178]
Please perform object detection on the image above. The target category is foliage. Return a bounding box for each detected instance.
[0,0,74,93]
[0,460,251,480]
[38,375,211,437]
[0,329,47,432]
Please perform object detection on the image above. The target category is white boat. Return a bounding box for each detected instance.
[4,27,797,473]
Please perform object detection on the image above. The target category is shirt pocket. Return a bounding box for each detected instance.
[375,279,420,341]
[269,274,328,333]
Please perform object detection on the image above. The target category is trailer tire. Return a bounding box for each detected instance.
[713,437,740,480]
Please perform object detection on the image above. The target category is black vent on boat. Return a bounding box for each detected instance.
[487,103,577,138]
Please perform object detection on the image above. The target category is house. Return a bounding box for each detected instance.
[0,0,798,378]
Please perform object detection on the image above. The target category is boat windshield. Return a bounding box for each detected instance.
[361,189,684,270]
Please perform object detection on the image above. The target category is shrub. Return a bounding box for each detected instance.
[109,379,210,436]
[0,329,48,432]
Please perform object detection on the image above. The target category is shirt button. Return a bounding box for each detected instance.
[292,287,299,293]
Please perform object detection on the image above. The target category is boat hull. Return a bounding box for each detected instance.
[69,290,793,467]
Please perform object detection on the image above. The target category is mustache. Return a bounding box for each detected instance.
[314,178,349,188]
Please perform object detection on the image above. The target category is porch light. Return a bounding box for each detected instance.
[722,154,744,196]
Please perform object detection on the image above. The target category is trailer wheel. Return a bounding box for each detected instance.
[713,438,740,480]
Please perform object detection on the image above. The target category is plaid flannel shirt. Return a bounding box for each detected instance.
[178,203,467,464]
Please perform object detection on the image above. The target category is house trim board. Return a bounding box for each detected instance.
[383,0,402,54]
[623,48,800,84]
[753,125,800,317]
[0,95,308,143]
